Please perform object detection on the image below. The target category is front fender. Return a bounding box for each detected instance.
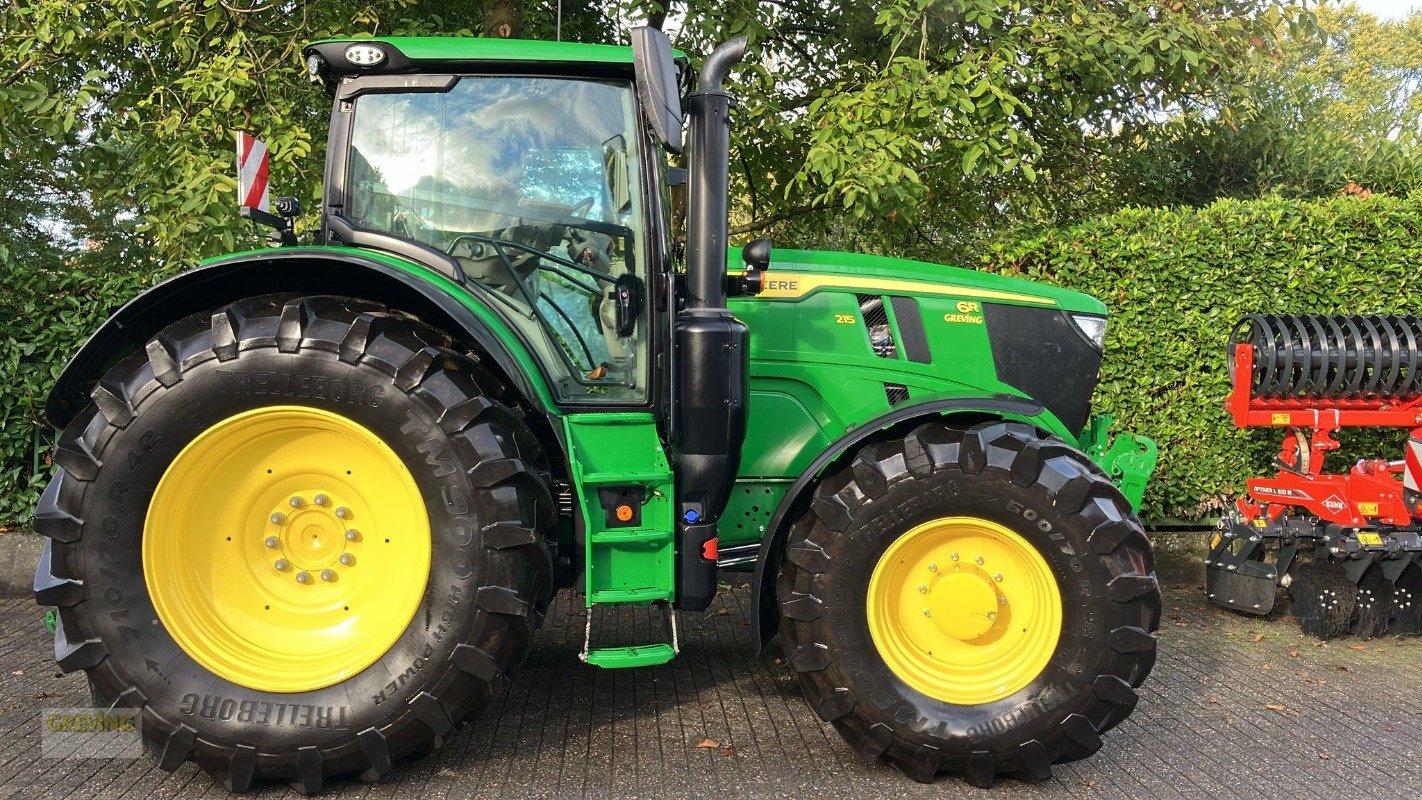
[45,247,555,428]
[748,393,1067,653]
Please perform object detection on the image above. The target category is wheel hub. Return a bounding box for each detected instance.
[266,491,361,580]
[927,571,998,641]
[143,406,430,693]
[866,516,1062,705]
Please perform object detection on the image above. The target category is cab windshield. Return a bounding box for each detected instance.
[346,76,648,404]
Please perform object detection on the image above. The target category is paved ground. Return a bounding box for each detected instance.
[0,535,1419,799]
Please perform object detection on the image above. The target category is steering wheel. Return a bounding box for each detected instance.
[570,196,597,219]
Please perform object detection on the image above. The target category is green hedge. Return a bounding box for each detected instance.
[983,194,1422,519]
[2,194,1419,524]
[0,265,153,524]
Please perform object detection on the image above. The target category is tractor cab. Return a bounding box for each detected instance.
[304,39,675,405]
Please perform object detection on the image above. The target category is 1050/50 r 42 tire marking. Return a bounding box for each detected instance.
[34,294,554,793]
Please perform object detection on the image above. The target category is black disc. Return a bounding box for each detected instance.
[1289,560,1356,639]
[1389,561,1422,635]
[1349,567,1393,638]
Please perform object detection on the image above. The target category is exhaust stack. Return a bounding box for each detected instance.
[684,37,748,309]
[672,37,750,611]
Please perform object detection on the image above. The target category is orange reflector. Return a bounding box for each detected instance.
[615,504,634,522]
[702,536,718,561]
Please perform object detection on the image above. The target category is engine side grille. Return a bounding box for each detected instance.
[889,296,932,363]
[884,383,910,405]
[858,294,897,359]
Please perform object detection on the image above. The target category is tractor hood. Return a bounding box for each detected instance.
[726,246,1110,438]
[728,247,1106,316]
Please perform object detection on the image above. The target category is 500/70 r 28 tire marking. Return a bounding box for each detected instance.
[777,421,1159,787]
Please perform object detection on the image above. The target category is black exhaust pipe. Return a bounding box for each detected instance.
[673,37,749,611]
[685,37,747,309]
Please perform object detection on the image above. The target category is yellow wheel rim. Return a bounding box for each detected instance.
[866,516,1062,705]
[144,406,431,693]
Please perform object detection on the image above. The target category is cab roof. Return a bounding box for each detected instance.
[318,36,639,64]
[303,36,693,92]
[306,37,689,74]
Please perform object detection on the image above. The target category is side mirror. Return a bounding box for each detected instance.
[631,27,683,154]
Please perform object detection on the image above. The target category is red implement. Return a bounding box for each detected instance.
[1229,341,1422,526]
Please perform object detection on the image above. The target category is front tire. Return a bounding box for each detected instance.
[34,295,554,792]
[777,421,1159,786]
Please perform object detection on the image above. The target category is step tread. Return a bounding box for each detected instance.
[589,528,673,544]
[584,643,676,669]
[589,587,674,604]
[577,470,673,485]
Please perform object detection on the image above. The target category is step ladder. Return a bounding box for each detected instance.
[563,413,680,668]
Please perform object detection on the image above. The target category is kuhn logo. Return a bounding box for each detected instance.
[1322,495,1347,514]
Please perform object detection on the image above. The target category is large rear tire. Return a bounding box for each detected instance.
[34,295,554,792]
[777,421,1159,786]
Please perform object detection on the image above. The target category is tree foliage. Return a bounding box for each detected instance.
[1119,2,1422,206]
[658,0,1304,262]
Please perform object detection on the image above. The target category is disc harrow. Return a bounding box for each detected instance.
[1208,314,1422,639]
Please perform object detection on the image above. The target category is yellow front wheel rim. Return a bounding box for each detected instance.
[867,516,1062,705]
[144,406,431,693]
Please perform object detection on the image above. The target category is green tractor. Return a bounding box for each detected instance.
[33,30,1160,792]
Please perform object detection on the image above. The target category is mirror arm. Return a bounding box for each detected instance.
[242,198,301,246]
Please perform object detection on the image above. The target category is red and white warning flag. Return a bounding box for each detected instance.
[236,132,270,212]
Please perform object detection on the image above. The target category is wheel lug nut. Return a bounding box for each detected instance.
[975,556,985,565]
[344,529,360,541]
[339,553,355,566]
[335,507,351,520]
[918,584,927,594]
[994,573,1003,582]
[987,611,997,621]
[321,569,336,582]
[264,536,280,549]
[270,513,285,524]
[922,609,932,618]
[314,494,330,506]
[928,563,938,572]
[289,496,304,508]
[296,571,311,584]
[274,559,289,571]
[950,553,959,562]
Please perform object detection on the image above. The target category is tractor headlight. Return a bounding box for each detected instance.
[305,53,326,83]
[1070,313,1107,351]
[344,43,387,67]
